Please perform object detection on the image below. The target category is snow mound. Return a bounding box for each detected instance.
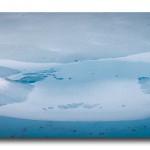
[0,78,33,106]
[0,58,150,121]
[117,52,150,63]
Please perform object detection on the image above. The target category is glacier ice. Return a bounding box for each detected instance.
[0,13,150,122]
[0,56,150,121]
[138,77,150,94]
[0,77,33,106]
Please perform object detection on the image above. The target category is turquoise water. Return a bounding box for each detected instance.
[0,116,150,138]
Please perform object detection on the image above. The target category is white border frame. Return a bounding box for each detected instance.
[0,0,150,149]
[0,0,150,12]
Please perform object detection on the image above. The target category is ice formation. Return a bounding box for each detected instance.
[0,13,150,121]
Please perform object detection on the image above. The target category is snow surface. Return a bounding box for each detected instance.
[1,53,150,121]
[0,13,150,63]
[1,13,150,122]
[116,52,150,63]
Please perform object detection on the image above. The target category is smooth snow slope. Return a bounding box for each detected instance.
[0,53,150,121]
[0,13,150,63]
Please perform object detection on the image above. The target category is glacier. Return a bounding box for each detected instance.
[0,13,150,137]
[1,55,150,121]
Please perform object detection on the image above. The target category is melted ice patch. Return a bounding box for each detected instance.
[138,77,150,94]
